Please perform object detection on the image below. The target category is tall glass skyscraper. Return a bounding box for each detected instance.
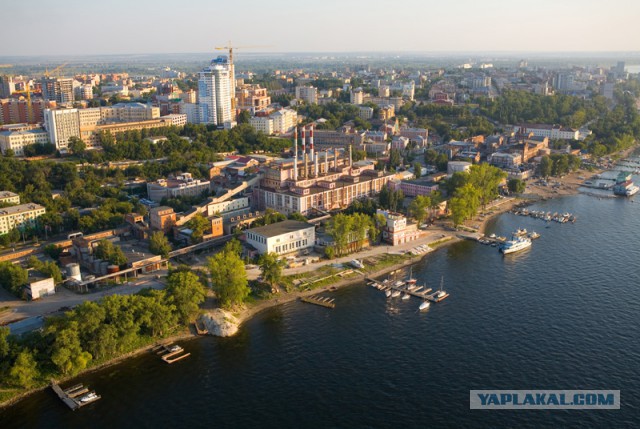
[197,56,232,126]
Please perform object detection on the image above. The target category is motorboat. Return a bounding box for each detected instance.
[402,293,411,300]
[350,259,365,269]
[79,392,98,403]
[500,236,532,254]
[419,301,430,311]
[391,290,401,298]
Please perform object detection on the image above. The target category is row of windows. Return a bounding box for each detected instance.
[274,239,308,254]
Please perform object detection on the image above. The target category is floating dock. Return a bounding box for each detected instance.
[367,279,447,302]
[301,295,336,308]
[152,343,191,363]
[51,381,100,410]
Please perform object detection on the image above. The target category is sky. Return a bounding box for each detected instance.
[2,0,640,56]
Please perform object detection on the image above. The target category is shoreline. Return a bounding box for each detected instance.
[4,150,637,410]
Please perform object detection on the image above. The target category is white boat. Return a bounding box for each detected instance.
[528,231,540,239]
[350,259,365,269]
[405,267,417,286]
[79,392,98,403]
[391,290,401,298]
[626,185,639,196]
[500,236,532,254]
[434,276,449,301]
[385,290,392,298]
[407,284,419,291]
[402,293,411,300]
[419,301,430,311]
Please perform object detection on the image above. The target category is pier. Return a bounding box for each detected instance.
[152,343,191,364]
[51,381,100,410]
[367,279,449,303]
[300,295,336,308]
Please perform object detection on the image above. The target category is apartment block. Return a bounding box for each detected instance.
[0,203,46,235]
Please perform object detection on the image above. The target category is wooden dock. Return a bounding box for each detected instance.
[367,279,448,303]
[152,342,191,364]
[51,381,100,410]
[300,295,336,308]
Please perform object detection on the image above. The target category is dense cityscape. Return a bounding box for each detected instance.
[1,3,640,425]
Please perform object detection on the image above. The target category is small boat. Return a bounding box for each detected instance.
[405,267,417,286]
[79,392,98,403]
[434,277,449,301]
[168,345,183,353]
[402,293,411,300]
[350,259,365,269]
[385,290,392,298]
[419,301,430,311]
[391,290,401,298]
[528,231,540,239]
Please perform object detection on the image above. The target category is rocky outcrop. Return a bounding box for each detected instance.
[200,309,239,337]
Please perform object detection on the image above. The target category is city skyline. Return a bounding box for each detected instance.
[2,0,640,56]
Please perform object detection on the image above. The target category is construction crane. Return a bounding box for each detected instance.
[214,43,272,114]
[44,62,68,78]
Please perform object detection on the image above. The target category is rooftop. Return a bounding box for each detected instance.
[0,203,45,216]
[249,220,314,238]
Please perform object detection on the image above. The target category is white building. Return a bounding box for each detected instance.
[249,116,274,135]
[295,86,318,104]
[358,106,374,120]
[447,161,472,175]
[43,108,80,152]
[0,191,20,205]
[270,108,297,134]
[513,124,580,140]
[198,56,233,127]
[350,88,364,105]
[0,203,46,235]
[0,128,50,156]
[206,197,250,217]
[27,275,55,300]
[245,220,315,255]
[180,103,201,124]
[146,173,211,202]
[160,114,187,127]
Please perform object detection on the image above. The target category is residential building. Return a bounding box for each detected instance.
[160,114,187,127]
[43,108,80,152]
[358,106,374,120]
[295,85,318,104]
[513,124,579,140]
[489,152,522,169]
[249,116,274,135]
[0,191,20,205]
[350,88,364,105]
[391,136,410,150]
[0,127,49,156]
[0,75,16,98]
[146,173,211,202]
[149,206,176,233]
[0,98,47,124]
[377,209,421,246]
[399,179,439,197]
[236,84,271,114]
[245,220,315,255]
[198,56,233,127]
[400,127,429,142]
[101,103,160,122]
[270,108,297,134]
[41,77,74,104]
[0,203,46,235]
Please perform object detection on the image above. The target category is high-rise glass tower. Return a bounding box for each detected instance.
[197,56,232,126]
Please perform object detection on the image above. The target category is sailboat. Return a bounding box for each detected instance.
[405,266,417,286]
[419,300,430,311]
[434,276,449,301]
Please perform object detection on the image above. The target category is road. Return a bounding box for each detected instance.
[0,270,168,325]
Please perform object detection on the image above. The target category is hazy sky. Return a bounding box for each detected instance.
[3,0,639,56]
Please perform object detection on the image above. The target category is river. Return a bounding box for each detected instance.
[2,193,639,428]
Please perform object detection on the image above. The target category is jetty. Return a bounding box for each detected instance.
[367,279,448,303]
[300,295,336,308]
[152,342,191,364]
[51,381,100,410]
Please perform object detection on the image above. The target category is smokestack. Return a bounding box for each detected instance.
[314,152,319,177]
[301,126,306,156]
[293,128,298,181]
[334,148,338,171]
[349,145,353,168]
[309,124,314,162]
[324,150,328,175]
[304,152,308,179]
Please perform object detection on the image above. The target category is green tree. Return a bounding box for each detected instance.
[467,163,507,208]
[237,110,251,124]
[94,239,127,266]
[538,156,553,178]
[508,178,526,194]
[166,270,206,324]
[413,162,422,179]
[50,322,93,375]
[207,247,250,309]
[149,231,171,258]
[408,195,431,224]
[68,136,86,156]
[9,349,39,388]
[258,252,286,292]
[186,213,210,244]
[0,262,28,296]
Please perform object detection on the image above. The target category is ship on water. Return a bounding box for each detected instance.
[612,172,639,197]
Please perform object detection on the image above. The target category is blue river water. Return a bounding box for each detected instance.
[1,194,640,428]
